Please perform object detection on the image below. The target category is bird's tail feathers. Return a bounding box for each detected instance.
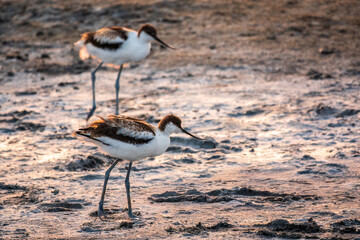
[74,39,85,47]
[74,40,90,60]
[73,131,110,146]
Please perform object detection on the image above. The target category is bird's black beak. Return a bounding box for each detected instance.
[154,36,176,50]
[181,128,204,140]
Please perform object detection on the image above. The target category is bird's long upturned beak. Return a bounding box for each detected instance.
[181,128,204,140]
[154,36,176,50]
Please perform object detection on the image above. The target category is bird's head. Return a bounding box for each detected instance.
[158,114,203,139]
[138,24,176,50]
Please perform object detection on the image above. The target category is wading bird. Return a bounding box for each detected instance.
[74,114,204,219]
[75,24,175,120]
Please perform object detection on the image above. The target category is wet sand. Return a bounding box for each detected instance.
[0,0,359,239]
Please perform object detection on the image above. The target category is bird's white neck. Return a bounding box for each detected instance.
[138,32,153,43]
[161,122,181,136]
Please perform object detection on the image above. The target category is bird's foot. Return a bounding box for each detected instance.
[98,206,107,221]
[86,106,97,121]
[128,211,139,220]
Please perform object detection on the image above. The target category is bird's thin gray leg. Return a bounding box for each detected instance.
[87,61,103,121]
[114,64,123,115]
[125,161,136,219]
[98,159,120,221]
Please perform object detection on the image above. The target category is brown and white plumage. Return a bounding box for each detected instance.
[75,114,202,161]
[74,114,204,220]
[75,27,129,60]
[74,24,175,121]
[75,24,175,64]
[76,115,155,146]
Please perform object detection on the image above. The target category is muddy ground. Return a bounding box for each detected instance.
[0,0,359,239]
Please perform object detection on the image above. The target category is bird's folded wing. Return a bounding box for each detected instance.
[93,27,129,44]
[80,27,130,50]
[79,115,156,145]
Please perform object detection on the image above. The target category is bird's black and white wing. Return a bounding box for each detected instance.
[76,27,131,50]
[75,115,156,146]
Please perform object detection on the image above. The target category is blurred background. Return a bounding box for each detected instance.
[1,0,359,79]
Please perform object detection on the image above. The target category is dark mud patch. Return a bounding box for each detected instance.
[0,183,41,205]
[301,154,316,160]
[335,109,360,118]
[81,220,135,233]
[15,121,46,132]
[4,228,30,238]
[333,152,347,159]
[0,110,37,123]
[312,103,338,116]
[170,137,217,150]
[0,110,34,117]
[166,146,199,153]
[118,221,134,229]
[167,139,238,154]
[331,219,360,227]
[257,218,322,239]
[257,229,306,239]
[150,193,234,203]
[0,183,27,191]
[56,154,116,171]
[45,133,74,140]
[173,157,199,164]
[265,218,321,232]
[78,174,103,181]
[311,105,360,119]
[81,222,103,233]
[0,117,19,124]
[89,208,140,219]
[149,187,318,203]
[228,108,265,117]
[297,163,349,177]
[257,218,360,238]
[208,187,319,202]
[89,208,122,218]
[306,69,332,80]
[130,165,164,172]
[39,201,83,212]
[331,219,360,234]
[14,90,37,96]
[34,62,91,75]
[57,81,78,87]
[166,221,234,235]
[303,91,323,97]
[340,69,360,77]
[142,86,178,98]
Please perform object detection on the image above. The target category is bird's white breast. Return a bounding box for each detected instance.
[85,31,151,65]
[94,129,170,161]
